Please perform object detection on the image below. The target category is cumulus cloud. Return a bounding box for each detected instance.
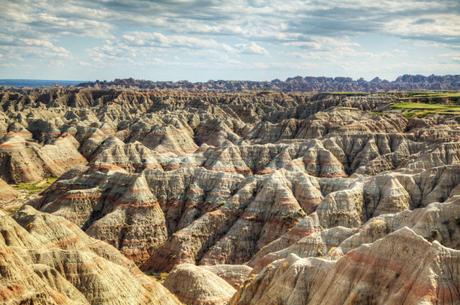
[0,0,459,79]
[3,0,460,46]
[237,42,268,54]
[120,32,236,52]
[284,37,360,52]
[0,0,113,39]
[384,14,460,43]
[0,34,71,63]
[88,32,271,67]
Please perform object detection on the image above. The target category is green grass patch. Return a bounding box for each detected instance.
[399,91,460,104]
[13,177,58,194]
[403,91,460,98]
[392,102,460,118]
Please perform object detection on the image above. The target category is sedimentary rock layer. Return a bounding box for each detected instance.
[1,87,459,305]
[164,264,236,305]
[231,227,460,305]
[0,206,181,305]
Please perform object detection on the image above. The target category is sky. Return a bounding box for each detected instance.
[0,0,459,82]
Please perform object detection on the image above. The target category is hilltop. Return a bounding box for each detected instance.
[77,74,460,92]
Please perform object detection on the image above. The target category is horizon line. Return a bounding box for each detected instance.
[1,73,460,84]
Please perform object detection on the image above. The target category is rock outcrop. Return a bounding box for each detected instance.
[202,265,253,289]
[1,87,459,305]
[0,178,18,202]
[0,206,181,305]
[164,264,236,305]
[231,227,460,305]
[0,134,87,183]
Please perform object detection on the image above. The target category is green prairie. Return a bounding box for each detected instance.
[399,91,460,103]
[392,102,460,117]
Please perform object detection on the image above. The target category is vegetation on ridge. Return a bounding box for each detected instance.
[392,101,460,117]
[13,177,58,195]
[399,91,460,103]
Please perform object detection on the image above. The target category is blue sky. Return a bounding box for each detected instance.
[0,0,459,81]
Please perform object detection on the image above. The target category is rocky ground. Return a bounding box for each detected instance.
[0,87,459,305]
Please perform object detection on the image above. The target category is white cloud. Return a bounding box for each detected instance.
[237,42,268,55]
[121,32,236,52]
[0,35,71,62]
[285,37,360,52]
[384,14,460,39]
[0,0,459,79]
[88,31,271,66]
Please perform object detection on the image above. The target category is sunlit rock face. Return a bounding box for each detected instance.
[164,264,236,305]
[1,88,460,305]
[231,227,460,305]
[0,206,181,305]
[0,178,19,202]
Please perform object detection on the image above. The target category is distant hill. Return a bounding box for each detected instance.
[0,79,84,88]
[79,74,460,92]
[2,75,460,91]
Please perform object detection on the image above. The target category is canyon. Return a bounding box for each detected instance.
[0,86,459,305]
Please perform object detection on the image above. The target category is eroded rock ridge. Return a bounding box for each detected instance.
[1,88,459,305]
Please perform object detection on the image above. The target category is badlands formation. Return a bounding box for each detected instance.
[0,87,459,305]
